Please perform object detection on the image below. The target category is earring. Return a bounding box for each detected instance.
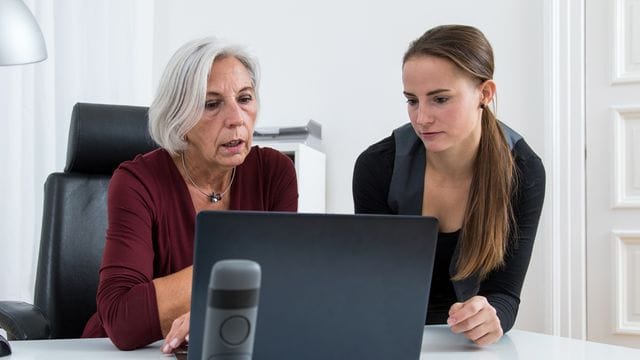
[479,103,485,109]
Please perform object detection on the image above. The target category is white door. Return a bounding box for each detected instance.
[586,0,640,348]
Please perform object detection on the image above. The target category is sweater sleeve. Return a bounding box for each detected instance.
[478,139,546,333]
[95,166,163,350]
[352,136,396,214]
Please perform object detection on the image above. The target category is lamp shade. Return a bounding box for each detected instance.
[0,0,47,65]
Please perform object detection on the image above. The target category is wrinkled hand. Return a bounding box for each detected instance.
[161,311,190,354]
[447,296,503,346]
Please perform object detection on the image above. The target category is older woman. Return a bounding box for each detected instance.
[82,38,298,351]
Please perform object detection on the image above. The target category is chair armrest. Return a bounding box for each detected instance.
[0,301,51,340]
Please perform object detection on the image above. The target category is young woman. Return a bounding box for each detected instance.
[353,25,545,345]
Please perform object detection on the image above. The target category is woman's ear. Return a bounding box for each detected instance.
[479,79,496,106]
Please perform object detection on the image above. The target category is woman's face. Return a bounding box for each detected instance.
[185,56,257,168]
[402,55,490,154]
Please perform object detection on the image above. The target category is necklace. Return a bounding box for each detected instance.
[181,153,235,203]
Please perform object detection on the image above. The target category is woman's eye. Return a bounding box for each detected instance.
[433,96,449,104]
[406,98,418,106]
[205,101,221,110]
[238,95,253,104]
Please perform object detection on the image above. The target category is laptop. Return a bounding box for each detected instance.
[187,211,438,360]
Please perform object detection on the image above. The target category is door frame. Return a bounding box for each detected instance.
[543,0,587,339]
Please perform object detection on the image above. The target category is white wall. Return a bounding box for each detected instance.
[153,0,549,333]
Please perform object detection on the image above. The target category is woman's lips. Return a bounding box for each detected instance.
[420,131,443,141]
[222,139,244,154]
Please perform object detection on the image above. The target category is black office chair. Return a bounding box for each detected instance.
[0,103,157,340]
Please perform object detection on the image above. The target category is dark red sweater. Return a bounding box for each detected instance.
[82,146,298,349]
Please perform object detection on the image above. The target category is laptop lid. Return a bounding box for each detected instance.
[188,211,438,360]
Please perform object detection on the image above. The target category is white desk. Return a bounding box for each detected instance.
[6,326,640,359]
[420,325,640,359]
[7,337,164,359]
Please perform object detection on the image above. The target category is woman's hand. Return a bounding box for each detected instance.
[161,311,190,354]
[447,296,503,345]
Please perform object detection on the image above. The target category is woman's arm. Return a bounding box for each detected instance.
[352,136,396,214]
[448,141,545,345]
[96,167,164,350]
[477,141,546,333]
[153,266,192,336]
[98,162,194,349]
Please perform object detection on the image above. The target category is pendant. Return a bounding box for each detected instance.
[210,193,222,203]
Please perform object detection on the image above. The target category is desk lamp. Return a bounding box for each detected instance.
[0,0,47,356]
[0,0,47,65]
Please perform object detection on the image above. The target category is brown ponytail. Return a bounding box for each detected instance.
[404,25,516,280]
[454,106,515,280]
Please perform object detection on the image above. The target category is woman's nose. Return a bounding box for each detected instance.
[223,102,245,127]
[415,105,434,125]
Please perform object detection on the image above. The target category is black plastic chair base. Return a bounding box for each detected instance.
[0,334,11,357]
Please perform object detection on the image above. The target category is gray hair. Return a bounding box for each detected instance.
[148,37,260,155]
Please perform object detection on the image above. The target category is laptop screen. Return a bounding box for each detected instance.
[188,211,438,360]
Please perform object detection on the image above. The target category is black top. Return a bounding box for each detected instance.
[426,230,459,324]
[352,125,545,333]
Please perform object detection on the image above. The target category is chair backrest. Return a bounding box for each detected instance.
[34,103,158,338]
